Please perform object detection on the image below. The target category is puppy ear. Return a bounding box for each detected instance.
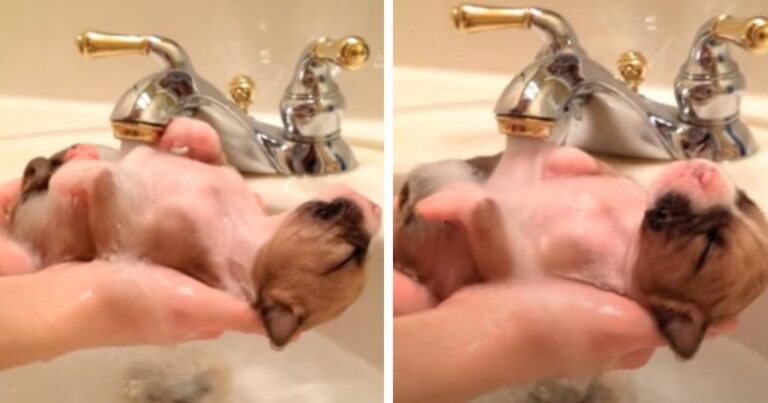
[260,301,302,349]
[652,304,708,359]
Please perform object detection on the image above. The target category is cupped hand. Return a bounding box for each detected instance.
[394,270,735,402]
[0,118,263,354]
[44,261,262,348]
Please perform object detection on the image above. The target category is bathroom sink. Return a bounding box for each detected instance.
[0,97,383,402]
[0,332,382,402]
[395,67,768,400]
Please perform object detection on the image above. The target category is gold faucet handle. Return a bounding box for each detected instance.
[228,75,256,113]
[452,4,533,33]
[713,15,768,54]
[617,50,648,92]
[312,36,370,70]
[76,31,151,57]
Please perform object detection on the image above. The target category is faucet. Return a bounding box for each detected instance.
[76,31,369,174]
[452,4,768,161]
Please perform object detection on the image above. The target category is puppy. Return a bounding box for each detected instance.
[395,144,768,359]
[9,144,380,348]
[632,160,768,358]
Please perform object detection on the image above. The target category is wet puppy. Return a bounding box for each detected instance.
[395,144,768,359]
[9,144,380,348]
[632,160,768,358]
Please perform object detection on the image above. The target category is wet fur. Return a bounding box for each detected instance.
[9,147,374,349]
[396,152,768,359]
[633,190,768,358]
[253,198,370,347]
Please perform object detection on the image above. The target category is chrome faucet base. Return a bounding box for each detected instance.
[454,4,768,162]
[273,135,359,175]
[77,31,369,176]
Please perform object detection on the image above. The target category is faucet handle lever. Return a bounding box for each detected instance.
[713,15,768,54]
[451,4,582,56]
[311,36,369,71]
[76,30,192,71]
[77,31,150,57]
[452,4,532,33]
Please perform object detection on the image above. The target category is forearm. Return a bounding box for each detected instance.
[0,270,101,370]
[394,294,547,403]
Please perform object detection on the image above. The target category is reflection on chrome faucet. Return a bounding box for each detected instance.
[76,31,369,175]
[453,4,768,161]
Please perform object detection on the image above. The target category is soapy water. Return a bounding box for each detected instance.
[475,337,768,403]
[0,331,382,403]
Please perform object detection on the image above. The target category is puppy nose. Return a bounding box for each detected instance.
[370,201,381,219]
[367,200,382,232]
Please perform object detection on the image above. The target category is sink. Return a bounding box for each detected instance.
[0,332,382,402]
[0,96,383,402]
[395,67,768,401]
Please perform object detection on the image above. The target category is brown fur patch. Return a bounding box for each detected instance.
[252,198,371,347]
[632,191,768,358]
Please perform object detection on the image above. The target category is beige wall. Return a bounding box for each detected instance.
[0,0,383,120]
[395,0,767,95]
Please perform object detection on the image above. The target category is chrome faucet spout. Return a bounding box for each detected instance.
[452,4,768,161]
[76,31,369,175]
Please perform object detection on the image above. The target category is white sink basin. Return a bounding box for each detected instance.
[0,332,382,403]
[395,68,768,401]
[0,97,383,402]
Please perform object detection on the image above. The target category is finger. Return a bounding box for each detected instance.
[152,271,265,336]
[706,318,737,338]
[159,117,224,164]
[394,270,436,316]
[0,179,21,217]
[63,144,100,161]
[616,348,655,370]
[0,236,36,275]
[224,303,264,335]
[253,192,266,213]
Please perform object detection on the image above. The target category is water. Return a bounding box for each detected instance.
[0,331,382,403]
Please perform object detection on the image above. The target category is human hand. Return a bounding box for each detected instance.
[46,260,263,347]
[0,118,263,369]
[394,274,735,402]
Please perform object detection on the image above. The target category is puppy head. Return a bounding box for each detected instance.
[10,144,98,219]
[395,157,496,275]
[252,187,380,348]
[632,160,768,359]
[396,156,497,228]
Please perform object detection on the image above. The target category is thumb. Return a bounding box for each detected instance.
[394,270,436,316]
[0,179,21,229]
[0,236,36,275]
[161,277,265,337]
[617,348,655,370]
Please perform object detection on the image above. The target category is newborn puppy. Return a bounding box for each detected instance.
[396,141,768,359]
[9,137,379,348]
[633,160,768,357]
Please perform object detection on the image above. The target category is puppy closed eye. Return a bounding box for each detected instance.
[693,230,721,274]
[323,245,366,275]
